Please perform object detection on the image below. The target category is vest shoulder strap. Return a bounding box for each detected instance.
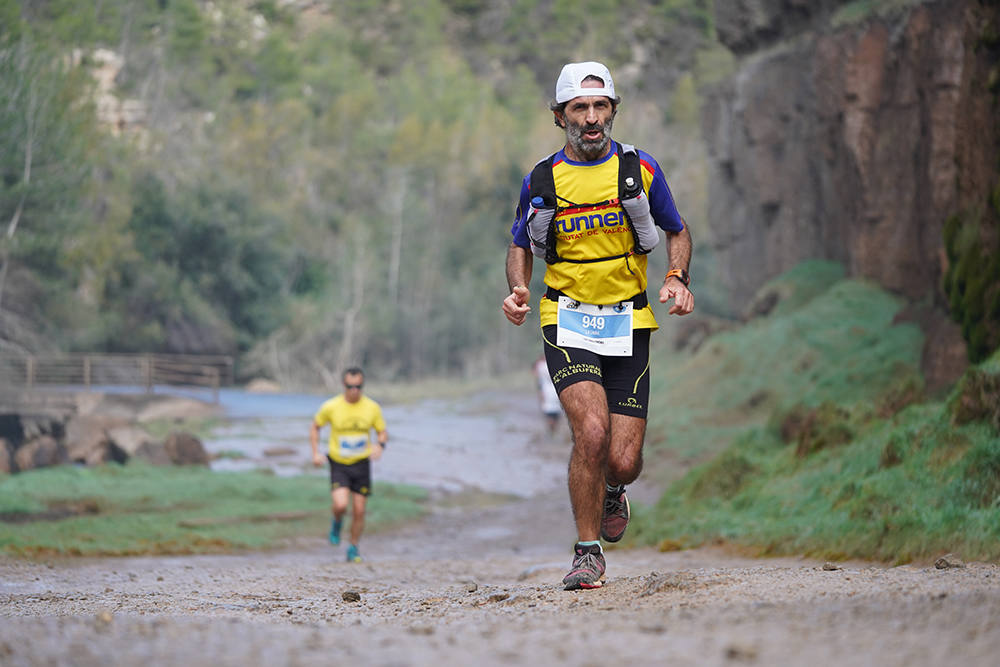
[616,143,643,198]
[528,153,558,207]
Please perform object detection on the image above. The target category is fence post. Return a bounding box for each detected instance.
[83,356,92,388]
[143,355,153,393]
[26,356,35,388]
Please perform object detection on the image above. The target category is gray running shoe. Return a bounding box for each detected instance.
[562,543,606,590]
[601,487,630,543]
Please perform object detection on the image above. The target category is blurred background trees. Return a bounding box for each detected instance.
[0,0,717,386]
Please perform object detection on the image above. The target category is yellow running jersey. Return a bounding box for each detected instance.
[510,142,685,329]
[313,395,386,464]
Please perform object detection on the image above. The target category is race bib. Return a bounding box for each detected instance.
[556,296,633,356]
[336,435,368,458]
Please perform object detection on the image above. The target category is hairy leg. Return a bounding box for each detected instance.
[559,380,611,542]
[349,492,367,545]
[606,413,646,486]
[331,486,350,521]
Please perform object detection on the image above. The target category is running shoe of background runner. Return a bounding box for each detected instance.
[562,543,606,590]
[346,544,362,562]
[329,519,342,545]
[601,487,630,543]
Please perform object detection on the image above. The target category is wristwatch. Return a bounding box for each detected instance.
[665,268,690,287]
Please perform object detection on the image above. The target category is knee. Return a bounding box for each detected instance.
[607,450,642,485]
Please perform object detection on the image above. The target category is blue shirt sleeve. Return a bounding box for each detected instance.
[640,150,685,233]
[510,174,531,248]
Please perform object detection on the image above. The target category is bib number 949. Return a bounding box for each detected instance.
[581,315,605,330]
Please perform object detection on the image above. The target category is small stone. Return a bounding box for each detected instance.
[465,581,478,593]
[725,643,758,661]
[934,554,965,569]
[487,593,510,603]
[342,591,361,602]
[822,562,841,571]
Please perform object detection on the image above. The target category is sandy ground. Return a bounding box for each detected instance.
[2,391,999,666]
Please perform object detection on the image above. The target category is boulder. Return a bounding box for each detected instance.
[13,435,65,471]
[164,431,209,466]
[136,396,221,423]
[246,377,282,393]
[65,415,129,465]
[107,425,170,465]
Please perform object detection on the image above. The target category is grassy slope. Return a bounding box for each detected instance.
[0,464,427,557]
[644,260,923,474]
[634,261,1000,563]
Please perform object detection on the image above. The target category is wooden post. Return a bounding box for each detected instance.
[26,356,35,388]
[83,356,91,388]
[143,355,153,393]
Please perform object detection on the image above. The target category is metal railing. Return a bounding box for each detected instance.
[0,353,233,403]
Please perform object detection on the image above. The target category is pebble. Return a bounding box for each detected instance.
[934,554,965,569]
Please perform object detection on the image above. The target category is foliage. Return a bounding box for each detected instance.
[0,0,718,384]
[0,463,428,557]
[942,186,1000,362]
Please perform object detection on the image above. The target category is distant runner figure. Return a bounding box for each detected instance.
[534,355,562,435]
[502,61,694,590]
[310,367,387,563]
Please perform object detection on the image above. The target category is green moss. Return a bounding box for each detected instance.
[942,200,1000,363]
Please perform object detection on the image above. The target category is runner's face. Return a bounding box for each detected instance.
[558,86,615,162]
[343,374,364,402]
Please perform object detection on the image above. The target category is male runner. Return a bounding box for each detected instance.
[502,61,694,590]
[310,367,387,563]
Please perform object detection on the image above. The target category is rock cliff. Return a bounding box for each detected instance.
[703,0,1000,385]
[706,0,999,303]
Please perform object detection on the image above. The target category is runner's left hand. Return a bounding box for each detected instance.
[659,278,694,316]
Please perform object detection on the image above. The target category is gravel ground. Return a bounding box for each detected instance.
[2,490,999,667]
[2,390,998,666]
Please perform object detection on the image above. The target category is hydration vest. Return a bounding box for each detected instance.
[525,143,660,265]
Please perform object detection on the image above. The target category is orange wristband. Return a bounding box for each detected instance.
[665,268,690,287]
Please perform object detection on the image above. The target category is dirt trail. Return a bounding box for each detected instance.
[1,391,999,665]
[2,488,999,667]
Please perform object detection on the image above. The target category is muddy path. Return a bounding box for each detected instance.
[1,390,999,666]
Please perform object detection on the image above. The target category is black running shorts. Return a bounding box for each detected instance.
[542,325,651,419]
[327,456,372,496]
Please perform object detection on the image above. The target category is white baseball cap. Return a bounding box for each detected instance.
[554,61,617,104]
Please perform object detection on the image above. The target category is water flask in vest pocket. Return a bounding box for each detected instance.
[527,195,556,259]
[620,177,660,253]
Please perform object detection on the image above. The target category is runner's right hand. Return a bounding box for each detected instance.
[503,286,531,325]
[311,452,324,467]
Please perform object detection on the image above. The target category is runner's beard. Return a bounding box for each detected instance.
[566,117,613,161]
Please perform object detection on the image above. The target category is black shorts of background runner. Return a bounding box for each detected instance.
[542,325,651,419]
[327,456,372,496]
